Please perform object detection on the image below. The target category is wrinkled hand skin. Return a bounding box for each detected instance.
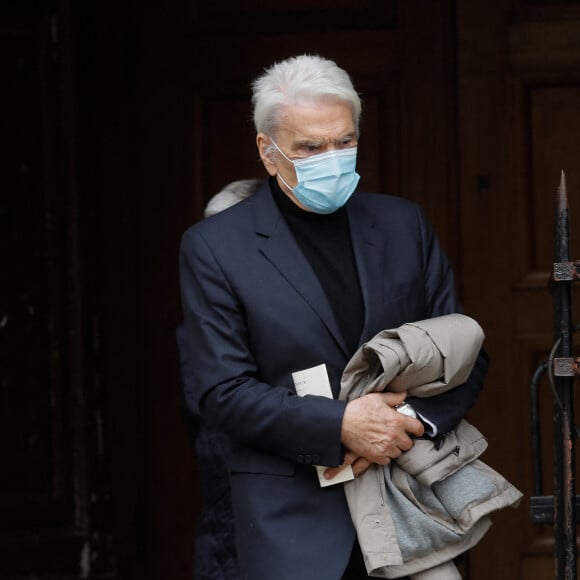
[324,392,424,480]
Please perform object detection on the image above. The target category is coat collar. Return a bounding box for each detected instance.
[252,182,383,357]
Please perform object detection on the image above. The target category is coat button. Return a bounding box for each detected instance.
[305,454,312,464]
[297,454,304,463]
[312,454,320,463]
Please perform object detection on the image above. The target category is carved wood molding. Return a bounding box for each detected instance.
[509,20,580,75]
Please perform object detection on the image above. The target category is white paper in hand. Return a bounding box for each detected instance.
[291,364,354,487]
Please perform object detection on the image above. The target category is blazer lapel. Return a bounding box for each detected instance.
[253,185,350,357]
[347,195,385,345]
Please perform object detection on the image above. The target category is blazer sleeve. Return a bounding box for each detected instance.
[406,205,488,437]
[179,226,346,467]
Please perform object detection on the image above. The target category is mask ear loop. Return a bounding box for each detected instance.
[269,139,297,192]
[269,138,294,164]
[276,171,295,193]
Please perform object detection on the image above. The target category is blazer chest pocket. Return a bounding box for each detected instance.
[382,279,426,326]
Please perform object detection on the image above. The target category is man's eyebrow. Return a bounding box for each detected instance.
[293,137,324,148]
[291,131,356,149]
[336,132,356,143]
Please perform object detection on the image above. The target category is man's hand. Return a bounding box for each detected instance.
[323,451,372,480]
[340,391,424,465]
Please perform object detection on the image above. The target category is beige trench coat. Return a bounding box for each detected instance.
[339,314,522,579]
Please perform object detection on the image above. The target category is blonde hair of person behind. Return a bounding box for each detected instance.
[204,178,262,218]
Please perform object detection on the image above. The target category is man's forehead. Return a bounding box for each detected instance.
[276,102,355,142]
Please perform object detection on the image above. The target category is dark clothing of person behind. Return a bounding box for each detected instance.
[191,427,239,580]
[176,323,240,580]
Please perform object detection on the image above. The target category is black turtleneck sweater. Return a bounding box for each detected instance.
[269,177,364,354]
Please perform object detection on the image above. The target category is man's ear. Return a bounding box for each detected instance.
[256,133,277,177]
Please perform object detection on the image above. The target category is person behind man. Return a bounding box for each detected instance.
[179,55,488,580]
[203,179,262,219]
[177,178,261,579]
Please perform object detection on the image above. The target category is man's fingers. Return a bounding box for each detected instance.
[403,415,425,438]
[322,466,341,479]
[322,453,378,480]
[375,391,407,406]
[351,457,373,477]
[322,451,357,480]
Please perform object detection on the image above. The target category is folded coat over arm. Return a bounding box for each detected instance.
[339,313,523,579]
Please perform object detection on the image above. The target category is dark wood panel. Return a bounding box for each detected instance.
[517,0,580,21]
[523,0,580,5]
[202,95,264,199]
[0,16,56,502]
[530,85,580,268]
[509,20,580,73]
[0,0,78,529]
[356,84,401,196]
[194,0,397,33]
[458,1,580,578]
[0,0,115,577]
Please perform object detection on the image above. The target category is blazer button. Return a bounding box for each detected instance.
[312,454,320,464]
[297,454,304,464]
[305,454,312,464]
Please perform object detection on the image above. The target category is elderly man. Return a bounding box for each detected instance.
[180,55,488,580]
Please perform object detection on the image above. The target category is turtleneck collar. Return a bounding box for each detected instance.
[268,176,347,222]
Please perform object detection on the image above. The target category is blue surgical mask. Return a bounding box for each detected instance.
[271,140,360,214]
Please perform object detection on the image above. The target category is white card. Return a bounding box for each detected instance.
[292,364,355,487]
[292,363,334,398]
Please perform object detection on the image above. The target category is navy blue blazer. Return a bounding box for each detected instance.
[179,181,487,580]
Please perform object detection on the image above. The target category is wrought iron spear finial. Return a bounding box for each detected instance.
[556,170,569,263]
[553,171,580,283]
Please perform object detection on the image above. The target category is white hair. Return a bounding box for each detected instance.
[204,178,262,218]
[251,54,362,138]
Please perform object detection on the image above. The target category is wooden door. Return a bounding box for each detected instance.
[457,1,580,578]
[164,0,462,577]
[0,0,116,577]
[140,0,580,578]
